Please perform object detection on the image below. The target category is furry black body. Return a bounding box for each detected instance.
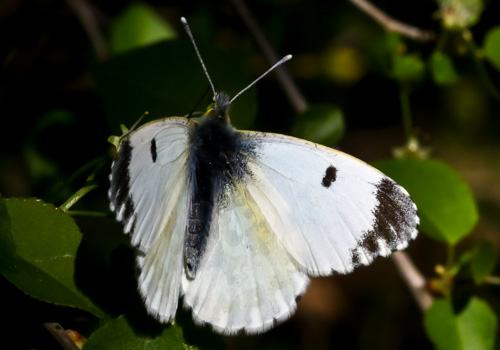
[185,93,254,278]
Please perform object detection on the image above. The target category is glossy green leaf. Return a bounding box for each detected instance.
[83,315,195,350]
[438,0,483,29]
[374,158,478,244]
[425,298,497,350]
[110,2,177,55]
[95,40,256,132]
[391,54,425,83]
[484,26,500,71]
[292,105,344,145]
[0,198,105,318]
[471,240,497,285]
[431,52,459,85]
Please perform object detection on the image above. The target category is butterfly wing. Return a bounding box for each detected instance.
[182,182,310,335]
[109,117,194,322]
[240,132,419,276]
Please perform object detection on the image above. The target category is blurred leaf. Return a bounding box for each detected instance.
[374,158,479,244]
[292,105,344,145]
[471,240,497,285]
[95,40,256,132]
[110,2,177,55]
[321,47,366,84]
[484,26,500,71]
[0,198,105,318]
[438,0,483,30]
[431,52,459,85]
[391,54,425,83]
[83,314,196,350]
[425,298,497,350]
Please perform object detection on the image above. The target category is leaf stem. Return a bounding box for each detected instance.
[67,210,108,217]
[348,0,435,42]
[462,30,500,102]
[59,184,98,212]
[229,0,309,113]
[399,84,413,141]
[485,276,500,285]
[43,323,79,350]
[392,252,434,311]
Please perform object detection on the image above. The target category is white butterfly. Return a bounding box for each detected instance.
[108,17,419,335]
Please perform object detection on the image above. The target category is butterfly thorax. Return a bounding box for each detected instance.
[185,92,252,279]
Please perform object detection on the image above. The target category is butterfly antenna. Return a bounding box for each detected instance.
[229,54,292,105]
[187,84,212,118]
[181,17,216,96]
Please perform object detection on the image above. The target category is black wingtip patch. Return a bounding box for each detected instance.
[150,137,157,163]
[109,140,133,209]
[322,165,337,188]
[351,178,418,266]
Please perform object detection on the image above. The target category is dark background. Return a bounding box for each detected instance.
[1,0,500,349]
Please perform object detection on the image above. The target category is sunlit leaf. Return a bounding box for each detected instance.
[425,298,497,350]
[471,240,496,285]
[484,26,500,71]
[83,314,196,350]
[292,105,344,145]
[0,198,105,318]
[110,2,177,55]
[374,158,479,244]
[431,52,459,85]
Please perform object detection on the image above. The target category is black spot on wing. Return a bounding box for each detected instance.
[150,137,157,163]
[322,165,337,188]
[109,140,133,209]
[351,178,418,267]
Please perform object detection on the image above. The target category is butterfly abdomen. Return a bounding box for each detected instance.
[185,116,255,278]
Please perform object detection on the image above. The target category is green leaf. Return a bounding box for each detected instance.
[431,52,459,85]
[391,54,425,83]
[110,2,177,55]
[0,198,105,318]
[471,241,497,285]
[83,315,196,350]
[484,26,500,71]
[425,298,497,350]
[438,0,483,29]
[292,105,344,145]
[374,158,478,244]
[95,40,256,132]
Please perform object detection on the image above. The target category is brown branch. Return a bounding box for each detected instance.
[348,0,435,42]
[229,0,309,114]
[392,251,433,311]
[66,0,109,62]
[43,323,80,350]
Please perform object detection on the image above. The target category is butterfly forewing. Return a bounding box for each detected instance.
[109,117,194,321]
[240,131,419,276]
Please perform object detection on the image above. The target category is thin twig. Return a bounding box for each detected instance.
[43,323,80,350]
[392,252,433,311]
[348,0,435,42]
[66,0,109,62]
[229,0,309,114]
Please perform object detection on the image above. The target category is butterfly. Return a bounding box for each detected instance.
[108,17,419,335]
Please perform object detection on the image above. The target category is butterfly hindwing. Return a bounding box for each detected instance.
[239,132,419,276]
[109,117,194,321]
[182,182,309,334]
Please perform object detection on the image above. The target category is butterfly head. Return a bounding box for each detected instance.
[206,92,231,123]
